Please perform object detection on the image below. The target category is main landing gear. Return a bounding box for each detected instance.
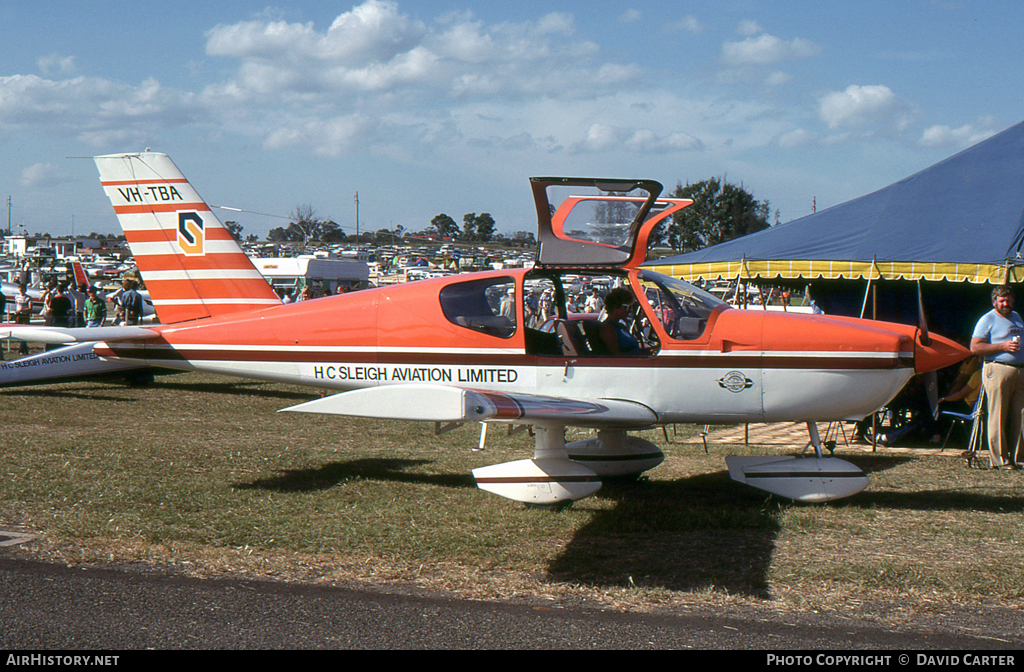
[471,426,664,507]
[726,421,869,502]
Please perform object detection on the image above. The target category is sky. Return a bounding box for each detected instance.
[2,0,1023,240]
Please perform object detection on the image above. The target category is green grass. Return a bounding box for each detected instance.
[2,371,1024,615]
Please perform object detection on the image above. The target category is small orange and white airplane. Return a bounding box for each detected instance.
[1,152,968,505]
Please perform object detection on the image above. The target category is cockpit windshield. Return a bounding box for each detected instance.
[637,270,726,341]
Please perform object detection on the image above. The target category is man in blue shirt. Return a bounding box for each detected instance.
[118,279,143,325]
[971,285,1024,468]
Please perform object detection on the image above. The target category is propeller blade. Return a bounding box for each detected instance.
[925,370,939,420]
[917,280,931,346]
[917,281,939,418]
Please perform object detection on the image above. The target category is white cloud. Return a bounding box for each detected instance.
[920,117,998,147]
[573,123,703,153]
[202,2,608,107]
[0,2,678,165]
[818,84,907,129]
[37,54,75,76]
[619,9,642,24]
[666,16,704,33]
[333,45,441,91]
[20,162,65,188]
[777,128,815,148]
[207,1,425,65]
[535,12,575,35]
[0,73,199,148]
[721,33,821,66]
[595,63,643,84]
[0,2,780,168]
[194,2,671,156]
[737,20,763,36]
[263,114,371,156]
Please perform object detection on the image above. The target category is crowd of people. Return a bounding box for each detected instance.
[33,277,145,329]
[1,278,146,359]
[521,285,613,330]
[277,283,353,303]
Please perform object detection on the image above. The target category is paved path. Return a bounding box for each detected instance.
[1,556,1017,650]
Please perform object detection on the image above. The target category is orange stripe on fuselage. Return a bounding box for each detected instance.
[113,202,212,214]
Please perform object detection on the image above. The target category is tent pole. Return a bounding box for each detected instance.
[861,270,878,450]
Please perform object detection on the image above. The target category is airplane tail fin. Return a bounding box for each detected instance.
[70,260,90,288]
[94,152,281,324]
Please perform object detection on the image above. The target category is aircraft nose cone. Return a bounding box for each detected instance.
[915,331,969,374]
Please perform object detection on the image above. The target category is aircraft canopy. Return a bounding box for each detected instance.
[531,178,690,269]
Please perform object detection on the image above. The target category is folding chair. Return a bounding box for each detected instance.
[940,391,986,467]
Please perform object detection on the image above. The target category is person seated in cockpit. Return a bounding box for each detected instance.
[598,287,647,355]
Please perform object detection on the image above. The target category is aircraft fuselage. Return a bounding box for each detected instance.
[93,267,959,425]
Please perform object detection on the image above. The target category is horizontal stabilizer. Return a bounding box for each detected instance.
[279,384,658,427]
[0,325,160,345]
[726,455,868,502]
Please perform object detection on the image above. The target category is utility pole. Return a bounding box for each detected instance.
[354,192,360,241]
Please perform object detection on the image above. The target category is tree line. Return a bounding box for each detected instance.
[258,204,535,247]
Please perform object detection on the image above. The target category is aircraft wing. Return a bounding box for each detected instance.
[0,325,161,345]
[279,384,659,428]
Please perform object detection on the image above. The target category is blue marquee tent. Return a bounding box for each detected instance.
[648,119,1024,287]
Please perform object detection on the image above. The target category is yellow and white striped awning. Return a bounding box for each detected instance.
[645,258,1024,285]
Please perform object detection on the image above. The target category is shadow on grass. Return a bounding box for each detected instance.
[0,375,316,402]
[234,453,784,597]
[546,453,1024,597]
[154,380,317,401]
[547,470,782,598]
[843,454,914,474]
[233,450,1021,599]
[0,388,140,402]
[835,454,1024,512]
[234,458,475,493]
[841,489,1024,513]
[543,454,943,597]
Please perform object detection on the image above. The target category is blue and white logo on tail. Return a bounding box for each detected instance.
[177,212,205,256]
